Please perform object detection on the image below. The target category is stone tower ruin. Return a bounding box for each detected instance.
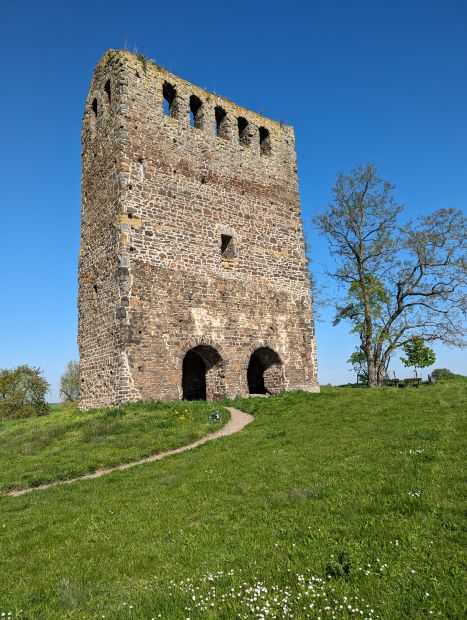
[78,50,319,409]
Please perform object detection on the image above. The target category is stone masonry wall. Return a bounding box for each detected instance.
[78,50,319,409]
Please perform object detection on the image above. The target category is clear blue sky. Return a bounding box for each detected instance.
[1,0,465,400]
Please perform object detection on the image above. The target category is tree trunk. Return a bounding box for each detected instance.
[367,358,378,387]
[367,356,387,387]
[376,363,386,386]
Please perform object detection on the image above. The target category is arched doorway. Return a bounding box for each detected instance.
[182,350,206,400]
[247,347,284,395]
[182,345,225,401]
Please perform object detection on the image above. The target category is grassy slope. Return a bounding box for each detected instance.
[0,401,228,492]
[0,382,465,619]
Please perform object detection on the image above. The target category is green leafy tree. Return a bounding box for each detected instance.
[0,365,50,419]
[431,368,461,380]
[347,349,369,384]
[60,360,80,402]
[315,163,466,387]
[400,337,436,377]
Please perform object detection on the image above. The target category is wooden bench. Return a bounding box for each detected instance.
[384,379,401,387]
[403,378,422,387]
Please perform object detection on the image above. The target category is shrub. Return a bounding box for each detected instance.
[431,368,462,380]
[0,365,50,419]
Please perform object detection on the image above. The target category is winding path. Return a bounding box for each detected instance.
[6,407,253,498]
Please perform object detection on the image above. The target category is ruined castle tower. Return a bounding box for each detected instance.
[78,50,319,409]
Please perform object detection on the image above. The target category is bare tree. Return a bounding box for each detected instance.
[315,163,466,387]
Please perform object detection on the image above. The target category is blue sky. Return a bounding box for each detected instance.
[1,0,465,400]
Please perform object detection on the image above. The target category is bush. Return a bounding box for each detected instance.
[0,365,50,419]
[431,368,462,381]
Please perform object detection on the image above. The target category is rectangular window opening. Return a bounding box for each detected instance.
[221,234,235,258]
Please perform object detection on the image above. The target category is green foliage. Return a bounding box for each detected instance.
[0,365,49,419]
[302,226,320,315]
[431,368,462,380]
[59,360,80,402]
[325,550,354,578]
[400,337,436,377]
[0,384,465,618]
[334,275,389,332]
[347,349,368,383]
[315,163,466,386]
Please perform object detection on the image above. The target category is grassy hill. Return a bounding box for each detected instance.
[0,381,465,619]
[0,401,227,492]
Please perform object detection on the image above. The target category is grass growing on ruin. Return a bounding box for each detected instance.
[0,381,465,619]
[0,401,227,492]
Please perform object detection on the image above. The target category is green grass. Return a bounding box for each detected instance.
[0,381,465,619]
[0,401,228,492]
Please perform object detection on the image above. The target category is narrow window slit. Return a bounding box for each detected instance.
[259,127,271,156]
[190,95,203,128]
[238,117,250,146]
[104,80,111,103]
[163,82,176,116]
[90,98,98,134]
[215,106,228,139]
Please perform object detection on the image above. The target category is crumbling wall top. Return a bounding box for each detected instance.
[87,49,295,140]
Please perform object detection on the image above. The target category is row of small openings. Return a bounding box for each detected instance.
[163,81,272,156]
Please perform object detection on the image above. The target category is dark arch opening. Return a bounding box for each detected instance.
[247,351,266,394]
[163,81,177,116]
[238,116,250,145]
[182,350,206,400]
[215,106,227,138]
[104,79,111,103]
[247,347,284,395]
[90,98,98,135]
[182,345,224,401]
[259,126,271,155]
[190,94,203,128]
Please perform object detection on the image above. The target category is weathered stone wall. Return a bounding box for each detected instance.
[78,54,125,407]
[78,49,319,409]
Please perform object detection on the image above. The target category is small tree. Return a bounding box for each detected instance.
[400,337,436,377]
[60,360,80,402]
[0,365,50,419]
[347,349,368,384]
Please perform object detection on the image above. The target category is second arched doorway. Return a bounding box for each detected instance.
[182,345,225,401]
[247,347,284,395]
